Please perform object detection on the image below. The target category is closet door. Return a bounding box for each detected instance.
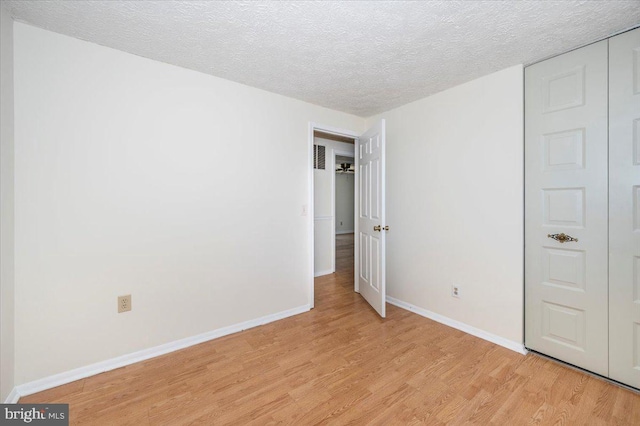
[525,40,609,375]
[609,27,640,388]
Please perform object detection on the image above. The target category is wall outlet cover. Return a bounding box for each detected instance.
[118,295,132,313]
[451,285,460,298]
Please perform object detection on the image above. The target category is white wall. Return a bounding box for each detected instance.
[368,65,524,345]
[313,137,354,276]
[13,23,364,385]
[0,4,15,401]
[335,173,354,234]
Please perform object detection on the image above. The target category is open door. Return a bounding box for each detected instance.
[356,119,386,317]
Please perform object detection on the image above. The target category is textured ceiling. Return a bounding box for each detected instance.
[3,1,640,116]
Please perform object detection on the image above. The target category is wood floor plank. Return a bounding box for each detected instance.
[19,233,640,424]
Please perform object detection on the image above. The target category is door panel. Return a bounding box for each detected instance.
[371,236,380,290]
[542,301,586,350]
[541,65,585,113]
[543,128,585,171]
[360,162,368,218]
[359,232,369,281]
[371,158,381,220]
[357,120,386,317]
[542,188,585,227]
[542,247,586,291]
[525,40,609,375]
[609,27,640,388]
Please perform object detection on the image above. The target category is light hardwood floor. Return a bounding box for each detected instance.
[21,233,640,424]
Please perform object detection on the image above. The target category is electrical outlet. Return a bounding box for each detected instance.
[118,295,132,313]
[451,285,460,298]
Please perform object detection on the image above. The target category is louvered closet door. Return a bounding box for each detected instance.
[609,27,640,388]
[525,40,609,375]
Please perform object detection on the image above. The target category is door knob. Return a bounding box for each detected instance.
[374,225,381,231]
[547,233,578,243]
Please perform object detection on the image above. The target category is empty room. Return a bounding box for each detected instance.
[1,1,640,424]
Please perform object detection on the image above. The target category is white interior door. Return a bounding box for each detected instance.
[356,119,386,317]
[608,27,640,388]
[525,41,609,375]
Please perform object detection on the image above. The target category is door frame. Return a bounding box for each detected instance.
[308,122,359,308]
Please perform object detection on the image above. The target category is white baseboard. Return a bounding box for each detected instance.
[314,269,334,277]
[335,230,354,235]
[14,304,311,399]
[386,296,527,355]
[4,387,20,404]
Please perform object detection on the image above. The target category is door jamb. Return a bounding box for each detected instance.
[308,123,359,309]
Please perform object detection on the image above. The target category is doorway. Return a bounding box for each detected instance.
[308,120,388,316]
[334,152,355,275]
[308,124,358,308]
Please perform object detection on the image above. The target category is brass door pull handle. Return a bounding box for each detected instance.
[547,233,578,243]
[373,225,390,232]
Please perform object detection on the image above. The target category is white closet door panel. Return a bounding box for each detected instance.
[525,40,609,375]
[609,27,640,389]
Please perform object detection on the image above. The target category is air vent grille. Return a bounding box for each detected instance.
[313,144,326,170]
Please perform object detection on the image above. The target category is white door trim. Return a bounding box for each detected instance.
[308,123,359,309]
